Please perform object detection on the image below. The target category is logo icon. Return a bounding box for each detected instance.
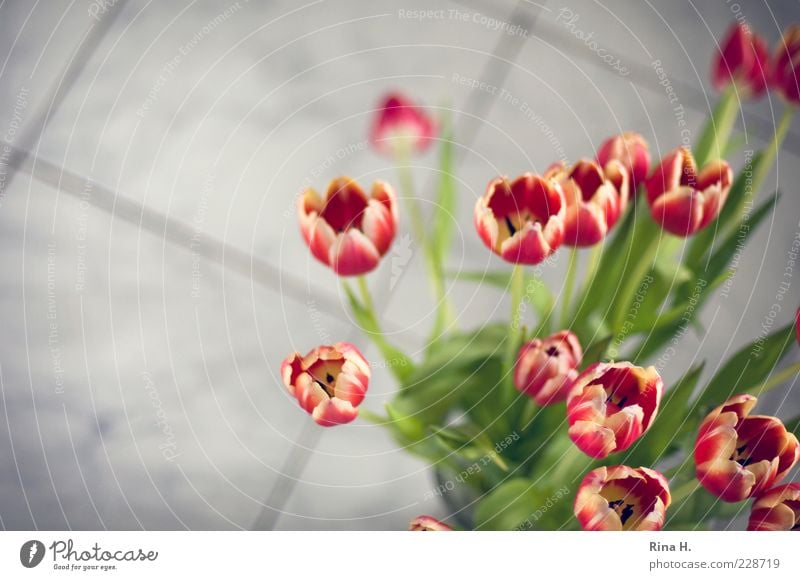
[20,540,45,568]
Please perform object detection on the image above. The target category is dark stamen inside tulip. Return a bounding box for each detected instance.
[313,379,334,398]
[732,443,755,466]
[326,373,334,383]
[505,216,517,235]
[608,499,636,525]
[546,346,559,357]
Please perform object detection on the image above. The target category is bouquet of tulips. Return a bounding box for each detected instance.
[281,22,800,531]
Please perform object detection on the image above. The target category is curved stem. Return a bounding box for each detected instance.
[755,361,800,395]
[504,265,525,390]
[560,247,579,329]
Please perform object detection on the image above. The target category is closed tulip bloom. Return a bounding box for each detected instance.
[299,177,398,276]
[281,342,370,427]
[409,516,453,531]
[712,22,769,98]
[574,466,671,531]
[370,92,435,155]
[545,159,629,247]
[695,394,799,502]
[597,132,651,192]
[514,330,583,406]
[771,25,800,105]
[645,147,733,237]
[567,362,663,459]
[747,484,800,531]
[474,173,566,264]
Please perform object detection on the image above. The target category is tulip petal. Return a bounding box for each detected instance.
[329,229,381,276]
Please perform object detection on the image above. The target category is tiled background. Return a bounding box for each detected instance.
[0,0,798,530]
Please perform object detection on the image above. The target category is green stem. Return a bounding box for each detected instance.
[609,224,659,334]
[752,106,794,188]
[395,155,428,247]
[694,84,739,168]
[505,265,525,386]
[357,276,374,311]
[755,361,800,395]
[549,444,589,483]
[560,247,579,329]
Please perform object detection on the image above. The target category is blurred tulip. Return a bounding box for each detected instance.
[712,22,769,98]
[770,24,800,105]
[597,132,651,192]
[514,330,583,405]
[370,92,435,155]
[474,173,566,264]
[695,394,799,502]
[567,362,663,459]
[545,159,629,246]
[574,465,671,531]
[747,483,800,531]
[299,177,398,276]
[645,147,733,237]
[281,342,370,427]
[409,516,453,531]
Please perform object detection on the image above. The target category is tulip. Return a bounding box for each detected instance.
[545,159,629,246]
[596,132,651,192]
[298,177,398,276]
[644,147,733,237]
[747,483,800,531]
[409,515,453,531]
[711,22,769,98]
[370,92,435,155]
[695,394,799,502]
[514,330,583,405]
[574,465,671,531]
[474,173,566,264]
[770,24,800,105]
[281,342,370,426]
[567,362,663,459]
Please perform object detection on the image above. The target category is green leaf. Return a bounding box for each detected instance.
[693,85,739,169]
[785,414,800,437]
[474,478,544,530]
[582,334,613,366]
[694,321,796,412]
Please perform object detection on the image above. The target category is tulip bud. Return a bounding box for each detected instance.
[695,394,799,502]
[474,173,566,264]
[298,177,398,276]
[281,342,370,426]
[545,159,630,247]
[370,92,435,156]
[644,147,733,237]
[514,330,583,406]
[567,362,663,459]
[747,483,800,531]
[712,22,769,98]
[409,515,453,531]
[770,24,800,105]
[596,132,651,192]
[574,465,671,531]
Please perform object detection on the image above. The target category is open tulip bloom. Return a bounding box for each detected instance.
[283,21,800,532]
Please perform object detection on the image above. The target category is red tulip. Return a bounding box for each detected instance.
[474,173,566,264]
[514,330,583,406]
[695,394,799,502]
[574,465,671,531]
[747,483,800,531]
[596,132,651,192]
[545,159,629,247]
[712,22,769,98]
[370,92,435,155]
[770,24,800,105]
[644,147,733,237]
[409,515,452,531]
[567,362,663,459]
[299,177,398,276]
[281,342,370,426]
